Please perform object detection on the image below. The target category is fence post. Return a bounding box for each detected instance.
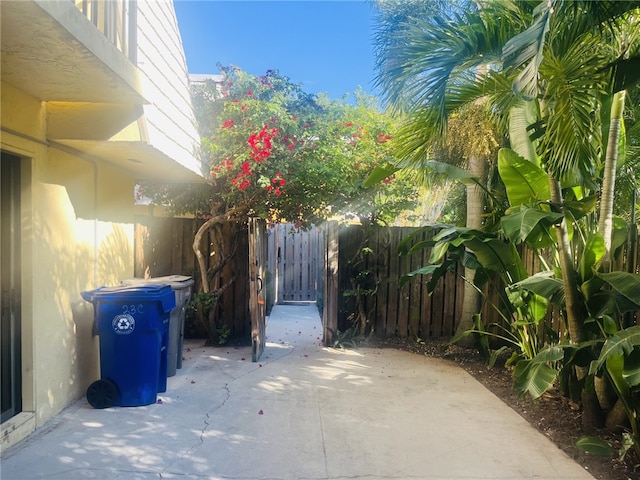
[323,221,338,345]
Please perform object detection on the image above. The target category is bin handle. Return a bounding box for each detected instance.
[257,276,263,293]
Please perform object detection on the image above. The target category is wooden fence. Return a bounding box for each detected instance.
[267,224,324,303]
[324,222,640,341]
[135,216,640,343]
[134,215,252,340]
[325,223,463,339]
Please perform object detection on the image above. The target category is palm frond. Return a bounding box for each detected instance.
[502,0,554,100]
[538,40,610,186]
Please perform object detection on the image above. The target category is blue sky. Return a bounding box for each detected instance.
[174,0,379,101]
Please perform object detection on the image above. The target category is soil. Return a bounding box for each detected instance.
[364,336,640,480]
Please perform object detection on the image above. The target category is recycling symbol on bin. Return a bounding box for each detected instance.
[112,314,136,335]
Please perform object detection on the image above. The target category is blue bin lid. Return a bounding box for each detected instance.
[81,284,176,313]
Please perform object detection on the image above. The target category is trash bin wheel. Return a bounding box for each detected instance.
[87,379,119,409]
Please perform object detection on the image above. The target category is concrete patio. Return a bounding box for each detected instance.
[0,303,594,479]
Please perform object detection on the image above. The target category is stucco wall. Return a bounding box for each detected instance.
[1,81,137,445]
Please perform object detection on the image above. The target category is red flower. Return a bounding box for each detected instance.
[247,90,253,96]
[222,119,235,129]
[274,187,282,196]
[345,122,353,127]
[241,161,252,176]
[382,174,396,184]
[377,133,393,144]
[248,126,279,162]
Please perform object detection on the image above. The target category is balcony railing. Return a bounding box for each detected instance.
[72,0,136,62]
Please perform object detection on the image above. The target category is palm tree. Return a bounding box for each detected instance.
[373,1,527,340]
[374,0,640,344]
[501,0,640,344]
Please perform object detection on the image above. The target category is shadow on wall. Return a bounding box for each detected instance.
[32,188,132,413]
[98,224,133,286]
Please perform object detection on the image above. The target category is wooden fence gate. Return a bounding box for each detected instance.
[248,218,267,362]
[268,224,324,303]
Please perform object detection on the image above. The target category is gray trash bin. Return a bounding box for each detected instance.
[121,275,194,376]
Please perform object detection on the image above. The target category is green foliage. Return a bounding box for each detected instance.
[141,67,420,227]
[216,324,231,346]
[574,437,615,457]
[328,327,360,350]
[374,0,640,463]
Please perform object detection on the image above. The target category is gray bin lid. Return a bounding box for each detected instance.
[122,275,194,289]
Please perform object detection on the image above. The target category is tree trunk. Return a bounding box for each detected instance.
[192,214,241,345]
[548,177,585,345]
[454,154,485,345]
[598,90,626,272]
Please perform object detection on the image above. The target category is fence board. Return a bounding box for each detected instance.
[396,229,411,337]
[386,227,402,337]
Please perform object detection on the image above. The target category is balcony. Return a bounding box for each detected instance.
[1,0,145,104]
[72,0,136,63]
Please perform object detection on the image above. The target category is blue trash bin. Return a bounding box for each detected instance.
[82,284,176,408]
[121,276,194,377]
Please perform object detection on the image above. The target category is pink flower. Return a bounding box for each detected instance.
[247,90,253,96]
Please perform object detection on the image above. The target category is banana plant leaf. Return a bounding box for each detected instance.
[463,236,528,283]
[498,148,550,207]
[424,160,484,187]
[563,194,597,221]
[612,217,629,257]
[590,326,640,375]
[574,437,614,457]
[501,206,562,247]
[622,349,640,387]
[513,345,564,398]
[579,233,605,284]
[399,265,441,288]
[508,100,539,164]
[511,271,565,307]
[599,272,640,312]
[501,0,552,99]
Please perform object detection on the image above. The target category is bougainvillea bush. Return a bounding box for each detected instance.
[140,66,421,343]
[144,66,419,225]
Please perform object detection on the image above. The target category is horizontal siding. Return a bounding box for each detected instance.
[136,1,202,174]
